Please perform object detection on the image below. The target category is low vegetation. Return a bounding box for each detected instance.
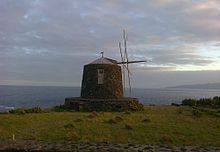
[8,107,46,114]
[182,96,220,108]
[0,106,220,146]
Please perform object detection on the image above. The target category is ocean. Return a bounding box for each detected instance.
[0,85,220,111]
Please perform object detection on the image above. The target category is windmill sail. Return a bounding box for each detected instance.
[117,60,147,64]
[118,29,147,97]
[123,29,132,96]
[119,42,125,92]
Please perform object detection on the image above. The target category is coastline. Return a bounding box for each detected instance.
[1,86,220,108]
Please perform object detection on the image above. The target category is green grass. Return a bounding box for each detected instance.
[0,106,220,146]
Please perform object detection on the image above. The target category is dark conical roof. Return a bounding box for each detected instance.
[88,57,118,65]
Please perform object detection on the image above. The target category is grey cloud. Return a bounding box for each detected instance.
[130,45,215,67]
[214,43,220,47]
[0,0,220,87]
[135,66,176,72]
[132,70,220,88]
[151,51,214,66]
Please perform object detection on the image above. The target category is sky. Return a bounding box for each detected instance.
[0,0,220,88]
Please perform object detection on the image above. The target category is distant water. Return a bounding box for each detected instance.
[0,85,220,111]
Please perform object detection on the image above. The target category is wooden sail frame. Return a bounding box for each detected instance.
[118,29,147,96]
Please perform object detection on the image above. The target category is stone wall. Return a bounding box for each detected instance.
[65,97,144,111]
[81,64,123,99]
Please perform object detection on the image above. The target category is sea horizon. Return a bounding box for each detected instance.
[1,85,220,112]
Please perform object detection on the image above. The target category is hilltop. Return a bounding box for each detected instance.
[168,83,220,89]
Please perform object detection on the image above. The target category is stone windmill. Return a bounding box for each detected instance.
[64,30,146,111]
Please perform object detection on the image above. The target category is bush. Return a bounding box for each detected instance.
[51,105,75,112]
[192,109,202,117]
[213,96,220,106]
[75,118,83,122]
[142,118,151,123]
[64,123,75,129]
[124,124,133,130]
[182,97,220,108]
[182,99,197,106]
[160,135,173,144]
[104,118,117,124]
[9,107,45,114]
[87,111,99,118]
[114,116,123,122]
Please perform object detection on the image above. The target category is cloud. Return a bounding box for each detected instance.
[132,70,220,88]
[0,0,220,87]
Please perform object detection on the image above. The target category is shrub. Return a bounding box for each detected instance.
[114,116,123,122]
[192,109,202,117]
[182,97,220,108]
[142,118,151,123]
[182,99,197,106]
[213,96,220,106]
[25,107,43,113]
[104,116,123,124]
[177,108,183,114]
[52,105,75,112]
[171,103,180,107]
[123,111,131,115]
[160,135,173,144]
[124,124,133,130]
[64,123,75,129]
[104,118,117,124]
[75,118,83,122]
[87,111,99,118]
[9,107,44,114]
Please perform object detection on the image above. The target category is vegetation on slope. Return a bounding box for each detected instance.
[182,96,220,108]
[0,106,220,146]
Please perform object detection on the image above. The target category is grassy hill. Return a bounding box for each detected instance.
[0,106,220,146]
[168,83,220,89]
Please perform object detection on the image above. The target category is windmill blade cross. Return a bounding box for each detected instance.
[118,29,146,97]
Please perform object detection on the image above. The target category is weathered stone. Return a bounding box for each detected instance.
[64,97,144,111]
[1,140,220,152]
[81,63,123,99]
[64,57,143,111]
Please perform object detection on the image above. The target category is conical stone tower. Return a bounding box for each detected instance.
[81,57,123,99]
[64,56,143,111]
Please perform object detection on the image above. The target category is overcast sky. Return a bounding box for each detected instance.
[0,0,220,88]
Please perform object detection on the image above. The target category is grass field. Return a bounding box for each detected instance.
[0,106,220,146]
